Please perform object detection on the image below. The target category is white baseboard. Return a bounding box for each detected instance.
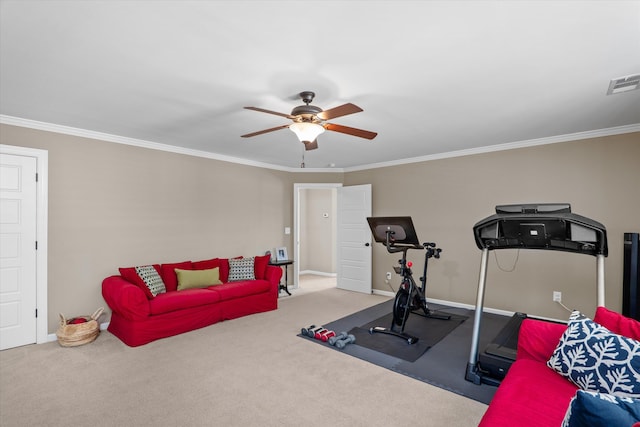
[371,290,566,322]
[299,270,336,277]
[372,289,395,298]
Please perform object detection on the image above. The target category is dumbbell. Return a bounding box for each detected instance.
[302,325,324,338]
[309,326,325,338]
[328,331,348,346]
[319,330,336,342]
[314,328,330,340]
[301,324,316,337]
[335,334,356,349]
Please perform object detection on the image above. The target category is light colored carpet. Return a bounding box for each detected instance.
[285,273,336,297]
[0,284,488,426]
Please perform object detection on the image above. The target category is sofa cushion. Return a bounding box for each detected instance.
[517,318,568,362]
[228,257,255,281]
[254,254,270,280]
[149,288,220,315]
[548,311,640,398]
[193,258,230,283]
[562,390,640,427]
[160,261,192,293]
[175,267,222,290]
[119,264,166,299]
[208,280,270,302]
[594,306,640,340]
[478,358,578,426]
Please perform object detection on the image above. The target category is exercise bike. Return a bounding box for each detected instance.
[367,216,451,344]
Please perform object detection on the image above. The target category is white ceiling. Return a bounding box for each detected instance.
[1,0,639,170]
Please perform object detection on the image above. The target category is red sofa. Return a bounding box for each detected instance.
[102,255,282,347]
[479,306,640,426]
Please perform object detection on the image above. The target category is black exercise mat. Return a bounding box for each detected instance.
[347,311,468,362]
[298,299,511,405]
[347,327,430,363]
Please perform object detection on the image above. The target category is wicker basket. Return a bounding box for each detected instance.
[56,307,104,347]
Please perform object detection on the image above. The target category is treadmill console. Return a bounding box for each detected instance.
[473,203,607,256]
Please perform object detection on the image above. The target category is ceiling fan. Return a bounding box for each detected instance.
[241,91,377,151]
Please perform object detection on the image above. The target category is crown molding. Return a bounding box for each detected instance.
[2,115,637,173]
[343,124,640,172]
[0,115,296,172]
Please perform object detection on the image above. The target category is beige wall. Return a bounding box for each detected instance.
[345,132,640,319]
[1,123,638,333]
[0,124,343,332]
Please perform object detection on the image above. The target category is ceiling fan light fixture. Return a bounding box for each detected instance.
[289,122,325,143]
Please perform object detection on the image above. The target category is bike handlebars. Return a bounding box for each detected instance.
[384,231,442,260]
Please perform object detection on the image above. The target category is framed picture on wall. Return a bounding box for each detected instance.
[276,247,288,261]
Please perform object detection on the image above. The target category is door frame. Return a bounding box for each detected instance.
[293,183,342,289]
[0,144,48,345]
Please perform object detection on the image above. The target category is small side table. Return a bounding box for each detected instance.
[269,259,293,296]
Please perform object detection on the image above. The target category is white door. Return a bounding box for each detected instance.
[336,184,372,293]
[0,154,38,350]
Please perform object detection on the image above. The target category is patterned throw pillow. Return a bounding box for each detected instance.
[228,257,255,282]
[548,311,640,398]
[562,390,640,427]
[134,265,166,297]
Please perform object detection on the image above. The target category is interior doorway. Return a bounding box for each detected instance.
[293,183,341,291]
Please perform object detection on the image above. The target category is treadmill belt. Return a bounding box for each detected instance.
[484,312,527,360]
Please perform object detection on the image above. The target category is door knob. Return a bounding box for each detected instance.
[365,243,370,247]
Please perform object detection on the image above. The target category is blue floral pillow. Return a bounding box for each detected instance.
[562,390,640,427]
[548,311,640,398]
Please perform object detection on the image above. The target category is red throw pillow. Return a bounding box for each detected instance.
[119,264,164,299]
[594,306,640,340]
[254,254,270,280]
[193,258,230,283]
[516,318,568,362]
[160,261,192,293]
[192,258,219,270]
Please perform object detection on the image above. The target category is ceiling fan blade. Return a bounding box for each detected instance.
[244,106,295,119]
[324,123,377,140]
[317,103,363,120]
[241,124,290,138]
[304,140,318,151]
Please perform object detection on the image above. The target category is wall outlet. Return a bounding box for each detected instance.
[386,272,392,280]
[553,291,562,302]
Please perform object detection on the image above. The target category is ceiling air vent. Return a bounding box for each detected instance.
[607,74,640,95]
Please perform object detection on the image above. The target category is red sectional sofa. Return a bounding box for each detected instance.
[479,306,640,426]
[102,255,282,347]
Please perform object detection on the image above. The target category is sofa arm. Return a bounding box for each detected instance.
[516,318,567,362]
[264,265,283,291]
[102,275,150,321]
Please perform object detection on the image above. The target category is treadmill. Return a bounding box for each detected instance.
[465,203,608,386]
